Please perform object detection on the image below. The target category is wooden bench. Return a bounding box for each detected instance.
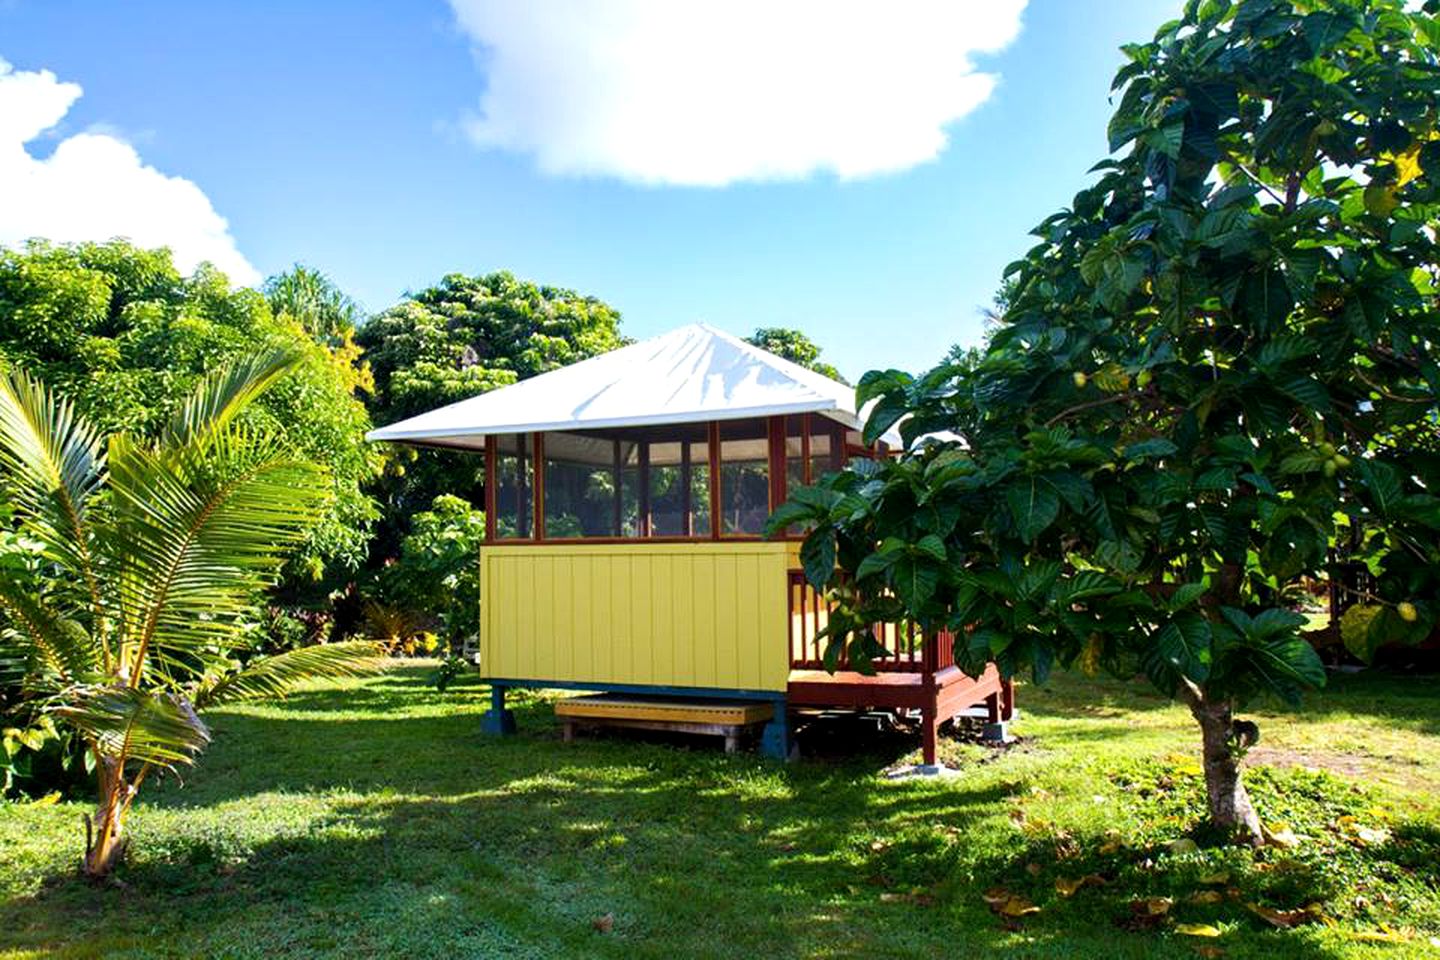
[555,694,774,753]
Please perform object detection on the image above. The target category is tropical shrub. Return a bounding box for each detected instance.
[372,494,486,650]
[772,0,1440,843]
[0,351,383,877]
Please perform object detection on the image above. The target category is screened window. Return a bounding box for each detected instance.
[786,414,845,490]
[718,419,770,536]
[646,427,712,536]
[542,432,633,538]
[536,426,711,539]
[494,433,533,539]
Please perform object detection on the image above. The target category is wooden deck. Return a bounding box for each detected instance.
[786,570,1013,764]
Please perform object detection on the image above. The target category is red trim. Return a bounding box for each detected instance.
[612,439,623,536]
[707,421,721,541]
[476,535,773,546]
[681,441,694,537]
[767,415,786,515]
[638,441,652,537]
[533,432,546,541]
[483,435,497,542]
[800,416,811,484]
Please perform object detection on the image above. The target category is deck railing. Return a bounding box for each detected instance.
[786,569,955,674]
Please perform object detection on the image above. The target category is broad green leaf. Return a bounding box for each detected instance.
[912,534,947,562]
[1154,612,1213,682]
[1123,438,1178,460]
[800,532,837,589]
[1005,479,1061,544]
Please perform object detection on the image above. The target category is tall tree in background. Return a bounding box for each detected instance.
[0,242,381,581]
[775,0,1439,842]
[357,271,625,551]
[264,264,365,343]
[744,327,845,382]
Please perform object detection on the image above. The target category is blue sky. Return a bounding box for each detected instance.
[0,0,1178,377]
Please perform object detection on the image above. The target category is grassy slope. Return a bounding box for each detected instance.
[1,664,1437,959]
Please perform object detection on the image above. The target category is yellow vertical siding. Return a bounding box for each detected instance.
[480,542,791,693]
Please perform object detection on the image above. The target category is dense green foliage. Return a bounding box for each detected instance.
[0,351,382,873]
[774,0,1440,838]
[743,327,845,382]
[357,270,625,552]
[358,270,625,422]
[0,242,381,579]
[374,494,486,649]
[2,665,1437,956]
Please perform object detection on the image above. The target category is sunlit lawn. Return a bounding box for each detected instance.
[1,662,1437,959]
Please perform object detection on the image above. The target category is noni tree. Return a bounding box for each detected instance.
[772,0,1440,842]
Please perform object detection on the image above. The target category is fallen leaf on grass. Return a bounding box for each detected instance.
[1264,824,1302,848]
[592,913,614,934]
[1000,897,1041,917]
[1133,897,1173,917]
[1118,897,1173,931]
[1246,902,1326,928]
[1188,890,1224,905]
[1175,923,1222,938]
[1055,874,1107,897]
[1353,826,1391,846]
[984,888,1040,917]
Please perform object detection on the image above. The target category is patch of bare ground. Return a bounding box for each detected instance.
[1246,744,1428,792]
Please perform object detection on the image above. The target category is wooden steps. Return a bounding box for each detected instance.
[555,693,774,753]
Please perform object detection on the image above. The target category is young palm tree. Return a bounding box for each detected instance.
[0,350,383,878]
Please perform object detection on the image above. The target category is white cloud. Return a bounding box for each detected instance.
[0,58,259,285]
[449,0,1027,187]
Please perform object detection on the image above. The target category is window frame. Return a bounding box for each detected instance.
[482,414,869,544]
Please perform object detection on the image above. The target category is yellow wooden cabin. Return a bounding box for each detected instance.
[369,324,1011,762]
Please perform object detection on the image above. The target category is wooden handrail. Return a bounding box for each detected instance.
[786,569,953,674]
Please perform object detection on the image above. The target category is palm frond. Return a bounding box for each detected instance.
[55,685,210,769]
[0,364,107,619]
[107,427,330,681]
[161,348,300,450]
[0,573,98,684]
[193,641,384,708]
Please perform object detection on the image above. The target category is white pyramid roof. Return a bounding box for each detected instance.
[367,323,893,449]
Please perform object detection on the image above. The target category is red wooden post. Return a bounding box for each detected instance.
[483,435,497,542]
[767,415,787,514]
[532,433,545,540]
[920,629,940,766]
[921,707,939,766]
[708,421,722,539]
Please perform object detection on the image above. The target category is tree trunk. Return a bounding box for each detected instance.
[84,765,129,879]
[1182,688,1264,844]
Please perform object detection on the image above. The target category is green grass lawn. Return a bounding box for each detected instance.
[2,663,1437,959]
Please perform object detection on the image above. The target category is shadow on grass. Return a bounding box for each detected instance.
[1,723,1018,957]
[5,666,1435,959]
